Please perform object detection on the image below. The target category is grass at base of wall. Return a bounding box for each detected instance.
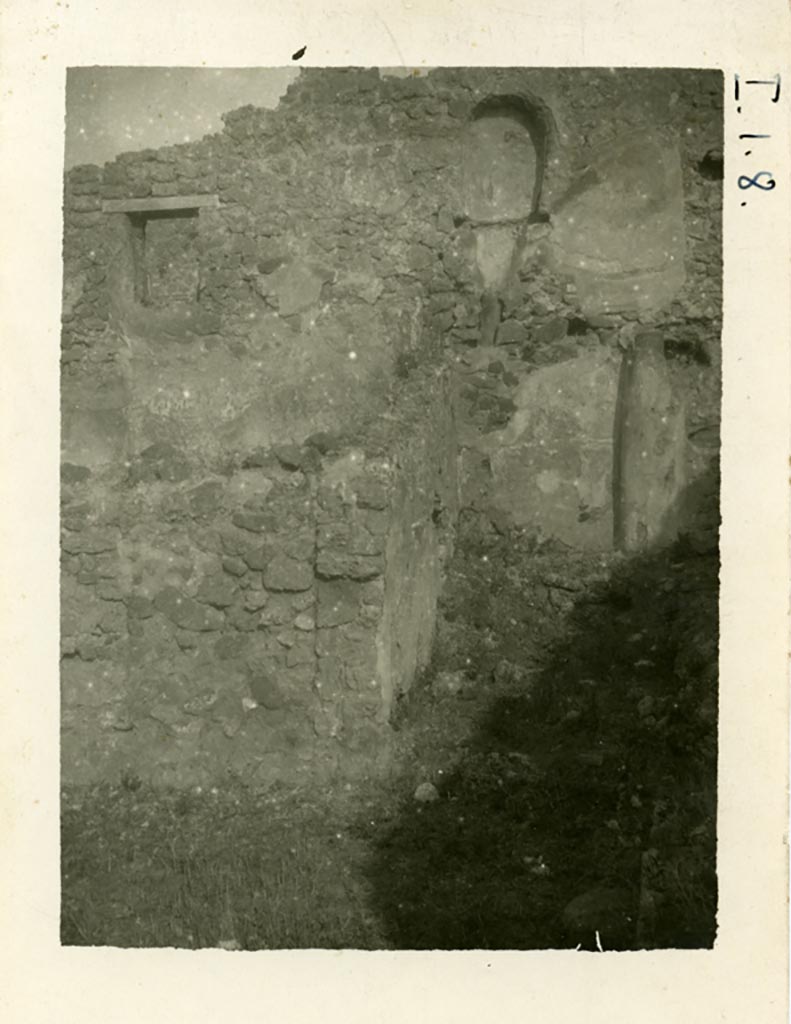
[61,780,391,950]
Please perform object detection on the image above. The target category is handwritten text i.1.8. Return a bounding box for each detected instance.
[734,73,781,207]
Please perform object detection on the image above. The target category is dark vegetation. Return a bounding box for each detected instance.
[362,513,718,949]
[62,507,718,950]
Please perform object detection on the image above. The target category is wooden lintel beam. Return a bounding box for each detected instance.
[102,194,220,214]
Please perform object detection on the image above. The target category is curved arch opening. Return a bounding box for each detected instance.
[464,94,552,224]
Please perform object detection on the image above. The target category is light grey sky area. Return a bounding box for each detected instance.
[64,66,431,169]
[64,67,300,169]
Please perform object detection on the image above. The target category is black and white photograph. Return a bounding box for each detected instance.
[59,64,723,951]
[2,2,790,1019]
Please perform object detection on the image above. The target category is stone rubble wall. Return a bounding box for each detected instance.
[61,368,457,787]
[61,67,722,786]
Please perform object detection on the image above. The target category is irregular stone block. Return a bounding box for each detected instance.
[153,586,224,631]
[361,509,389,537]
[317,580,361,627]
[414,782,440,803]
[244,589,269,611]
[188,480,224,516]
[286,638,316,667]
[338,272,384,305]
[232,510,276,533]
[61,462,93,485]
[348,524,379,557]
[353,478,389,510]
[249,675,286,710]
[534,317,569,344]
[97,581,124,602]
[225,605,259,632]
[241,448,278,470]
[257,251,289,275]
[76,637,112,661]
[183,690,219,716]
[61,660,125,708]
[134,442,191,483]
[273,444,305,471]
[222,556,248,577]
[304,431,345,456]
[407,244,433,271]
[240,546,273,571]
[317,523,348,549]
[61,407,128,469]
[282,530,316,562]
[70,194,102,212]
[316,551,383,580]
[61,528,120,555]
[214,634,250,660]
[263,554,314,592]
[69,164,103,184]
[258,595,297,627]
[196,574,237,608]
[318,522,382,557]
[149,703,189,731]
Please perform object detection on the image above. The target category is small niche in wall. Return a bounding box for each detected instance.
[103,194,218,309]
[463,96,550,224]
[131,209,199,307]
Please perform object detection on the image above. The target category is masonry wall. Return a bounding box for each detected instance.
[61,67,722,787]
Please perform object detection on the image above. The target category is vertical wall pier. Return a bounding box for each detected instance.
[613,331,687,551]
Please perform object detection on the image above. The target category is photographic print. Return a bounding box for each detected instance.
[59,65,723,951]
